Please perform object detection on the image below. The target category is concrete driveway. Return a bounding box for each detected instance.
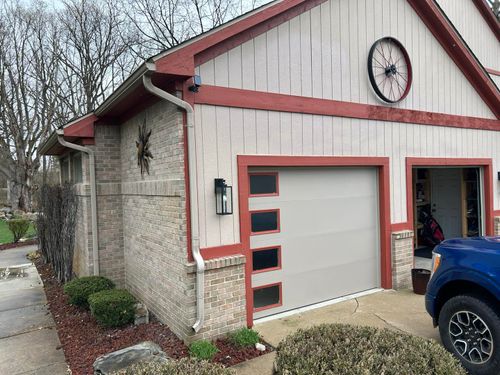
[0,246,67,375]
[234,289,439,374]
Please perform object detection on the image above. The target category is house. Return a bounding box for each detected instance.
[39,0,500,342]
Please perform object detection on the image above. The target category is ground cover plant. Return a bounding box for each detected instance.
[190,340,219,360]
[274,323,467,375]
[115,358,234,375]
[228,328,260,348]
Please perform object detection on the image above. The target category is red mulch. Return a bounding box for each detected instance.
[0,239,37,250]
[213,337,272,367]
[35,258,273,374]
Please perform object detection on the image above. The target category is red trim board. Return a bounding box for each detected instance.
[238,155,392,327]
[486,68,500,77]
[200,243,244,260]
[472,0,500,43]
[63,114,97,138]
[194,85,500,131]
[404,158,495,237]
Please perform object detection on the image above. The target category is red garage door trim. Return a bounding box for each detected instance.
[238,155,391,327]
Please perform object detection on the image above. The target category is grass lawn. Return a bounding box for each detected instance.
[0,219,37,244]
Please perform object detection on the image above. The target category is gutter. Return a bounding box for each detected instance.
[56,129,100,276]
[142,72,205,333]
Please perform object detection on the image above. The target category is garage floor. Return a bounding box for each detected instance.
[234,289,440,374]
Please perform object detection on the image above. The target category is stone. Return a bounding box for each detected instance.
[93,342,168,375]
[134,303,149,325]
[255,343,266,352]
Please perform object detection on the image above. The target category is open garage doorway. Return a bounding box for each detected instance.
[412,167,483,261]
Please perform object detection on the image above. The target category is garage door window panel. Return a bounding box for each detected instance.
[250,209,280,235]
[249,173,279,197]
[252,246,281,273]
[253,283,282,312]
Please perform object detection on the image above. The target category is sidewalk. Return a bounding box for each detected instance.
[0,245,67,375]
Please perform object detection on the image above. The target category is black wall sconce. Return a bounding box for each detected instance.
[215,178,233,215]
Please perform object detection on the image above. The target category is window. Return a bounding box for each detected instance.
[60,158,70,183]
[252,246,281,273]
[250,209,280,234]
[253,283,282,311]
[71,153,83,183]
[249,173,278,196]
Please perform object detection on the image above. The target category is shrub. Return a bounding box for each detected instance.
[88,289,135,328]
[189,340,219,360]
[228,328,260,348]
[114,358,234,375]
[275,324,467,375]
[8,219,30,243]
[63,276,115,308]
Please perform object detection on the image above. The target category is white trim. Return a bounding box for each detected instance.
[253,288,383,325]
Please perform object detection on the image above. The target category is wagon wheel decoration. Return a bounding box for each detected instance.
[368,37,412,103]
[136,120,153,176]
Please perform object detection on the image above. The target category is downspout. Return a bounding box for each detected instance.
[142,73,205,333]
[56,129,100,276]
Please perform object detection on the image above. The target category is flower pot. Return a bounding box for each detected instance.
[412,268,431,295]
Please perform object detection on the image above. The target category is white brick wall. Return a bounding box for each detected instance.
[391,230,414,289]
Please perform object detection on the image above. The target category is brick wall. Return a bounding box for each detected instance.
[186,256,247,341]
[391,230,414,289]
[70,99,247,342]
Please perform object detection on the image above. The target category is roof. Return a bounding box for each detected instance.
[40,0,500,156]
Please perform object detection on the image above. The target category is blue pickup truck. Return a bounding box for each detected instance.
[426,237,500,375]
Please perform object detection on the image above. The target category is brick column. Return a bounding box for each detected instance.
[391,230,414,289]
[495,217,500,236]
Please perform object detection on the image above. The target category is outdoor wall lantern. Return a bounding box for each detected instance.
[215,178,233,215]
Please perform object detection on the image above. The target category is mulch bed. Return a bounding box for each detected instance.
[214,337,272,367]
[35,258,272,374]
[0,239,37,251]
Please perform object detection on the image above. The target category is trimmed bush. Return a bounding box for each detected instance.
[88,289,135,328]
[275,324,467,375]
[114,358,234,374]
[63,276,115,308]
[228,328,260,348]
[8,219,30,243]
[189,340,219,360]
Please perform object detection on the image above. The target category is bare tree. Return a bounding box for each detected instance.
[57,0,140,116]
[0,1,63,210]
[125,0,269,57]
[486,0,499,20]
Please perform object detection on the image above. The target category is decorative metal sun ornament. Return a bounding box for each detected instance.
[136,120,153,176]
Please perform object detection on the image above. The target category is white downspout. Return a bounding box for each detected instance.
[57,130,100,276]
[142,73,205,333]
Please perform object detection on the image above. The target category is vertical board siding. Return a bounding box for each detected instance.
[197,0,496,119]
[437,0,500,72]
[195,104,500,248]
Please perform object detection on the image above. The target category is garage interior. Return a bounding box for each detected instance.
[413,167,483,261]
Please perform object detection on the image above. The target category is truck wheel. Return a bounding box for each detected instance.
[439,295,500,375]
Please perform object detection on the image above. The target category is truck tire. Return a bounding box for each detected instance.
[439,295,500,375]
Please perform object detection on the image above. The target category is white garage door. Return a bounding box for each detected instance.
[248,167,380,319]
